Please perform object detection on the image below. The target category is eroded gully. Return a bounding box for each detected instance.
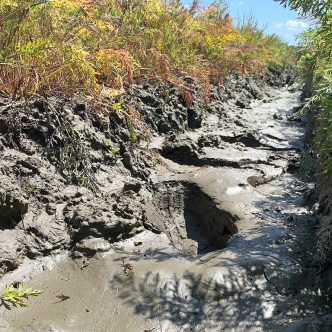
[0,86,325,332]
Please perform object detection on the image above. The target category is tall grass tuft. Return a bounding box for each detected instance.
[0,0,294,98]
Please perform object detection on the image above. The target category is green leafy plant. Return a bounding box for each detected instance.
[274,0,330,19]
[28,183,37,193]
[111,100,125,112]
[299,148,314,179]
[75,175,87,187]
[103,138,120,156]
[0,282,43,307]
[126,117,138,143]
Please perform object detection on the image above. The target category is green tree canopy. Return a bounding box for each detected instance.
[274,0,332,18]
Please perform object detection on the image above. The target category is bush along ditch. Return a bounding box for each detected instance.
[274,0,332,267]
[0,0,294,99]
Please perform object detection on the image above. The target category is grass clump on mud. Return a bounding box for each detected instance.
[0,282,43,308]
[0,0,294,99]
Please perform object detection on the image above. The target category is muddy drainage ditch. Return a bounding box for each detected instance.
[1,82,330,332]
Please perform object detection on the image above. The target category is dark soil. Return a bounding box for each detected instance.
[0,67,295,276]
[2,67,332,332]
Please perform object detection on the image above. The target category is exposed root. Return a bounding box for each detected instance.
[0,106,22,148]
[313,216,332,266]
[43,99,98,192]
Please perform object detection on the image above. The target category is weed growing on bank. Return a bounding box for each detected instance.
[0,0,294,98]
[0,282,43,307]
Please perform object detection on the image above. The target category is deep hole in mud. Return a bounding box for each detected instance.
[0,196,28,230]
[145,181,239,254]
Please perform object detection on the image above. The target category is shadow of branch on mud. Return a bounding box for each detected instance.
[107,150,331,331]
[248,170,332,318]
[108,268,282,331]
[109,242,332,331]
[109,206,332,331]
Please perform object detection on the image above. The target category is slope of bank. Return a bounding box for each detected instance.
[0,68,293,275]
[1,69,331,331]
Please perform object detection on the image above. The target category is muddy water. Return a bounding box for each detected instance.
[0,87,322,331]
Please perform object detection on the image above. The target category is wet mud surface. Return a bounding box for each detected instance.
[145,181,238,254]
[1,74,331,331]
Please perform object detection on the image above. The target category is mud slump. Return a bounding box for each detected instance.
[145,181,238,254]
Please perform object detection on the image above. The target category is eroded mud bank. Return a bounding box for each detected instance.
[1,71,331,331]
